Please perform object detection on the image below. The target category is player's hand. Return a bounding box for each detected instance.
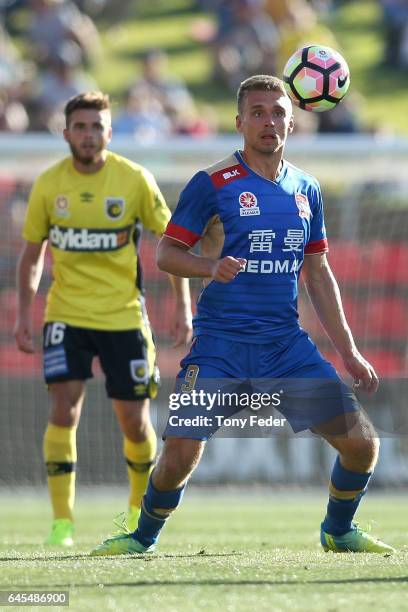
[211,256,246,283]
[342,350,379,394]
[170,306,193,348]
[14,317,35,353]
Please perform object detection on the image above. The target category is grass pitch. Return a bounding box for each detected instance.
[0,490,407,612]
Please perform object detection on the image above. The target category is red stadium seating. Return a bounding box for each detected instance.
[329,240,408,287]
[359,296,408,339]
[0,288,46,333]
[140,236,166,281]
[0,343,42,375]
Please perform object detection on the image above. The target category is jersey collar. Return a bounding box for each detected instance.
[235,150,288,185]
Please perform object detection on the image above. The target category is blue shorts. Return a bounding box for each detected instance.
[163,331,360,439]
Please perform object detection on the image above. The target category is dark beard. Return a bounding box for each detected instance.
[69,142,100,165]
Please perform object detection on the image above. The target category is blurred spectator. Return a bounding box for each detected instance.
[0,19,31,131]
[265,0,338,73]
[30,41,97,132]
[209,0,280,90]
[173,100,218,136]
[28,0,101,68]
[380,0,408,67]
[112,85,172,143]
[126,48,218,137]
[114,82,217,141]
[131,48,194,122]
[0,89,29,132]
[317,96,362,133]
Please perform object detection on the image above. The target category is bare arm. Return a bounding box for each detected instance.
[14,240,47,353]
[302,252,378,393]
[167,274,193,347]
[157,236,246,283]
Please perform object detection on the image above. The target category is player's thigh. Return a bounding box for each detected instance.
[268,333,362,433]
[48,380,87,427]
[95,326,159,401]
[112,398,152,441]
[179,335,251,379]
[43,322,95,385]
[153,437,206,489]
[164,336,253,441]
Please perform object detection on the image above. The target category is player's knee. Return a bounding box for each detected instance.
[341,435,379,472]
[49,404,81,427]
[357,436,379,470]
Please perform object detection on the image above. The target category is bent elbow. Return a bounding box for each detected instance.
[156,239,173,273]
[156,245,167,272]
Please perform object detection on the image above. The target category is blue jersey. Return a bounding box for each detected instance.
[165,151,328,343]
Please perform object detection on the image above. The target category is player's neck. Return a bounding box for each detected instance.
[241,149,283,182]
[72,150,108,174]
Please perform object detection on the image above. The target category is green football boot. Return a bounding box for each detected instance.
[321,523,395,553]
[44,518,74,547]
[90,513,153,557]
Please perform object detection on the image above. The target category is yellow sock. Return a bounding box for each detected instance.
[124,430,157,509]
[43,423,77,521]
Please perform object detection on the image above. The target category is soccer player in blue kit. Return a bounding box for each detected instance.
[91,75,394,555]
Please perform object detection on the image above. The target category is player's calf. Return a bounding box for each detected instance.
[90,437,205,556]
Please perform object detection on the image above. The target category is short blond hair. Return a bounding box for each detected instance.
[237,75,289,114]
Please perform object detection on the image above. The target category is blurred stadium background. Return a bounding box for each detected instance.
[1,0,408,491]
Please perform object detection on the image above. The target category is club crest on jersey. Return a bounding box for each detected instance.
[239,192,260,216]
[54,195,70,218]
[295,193,311,220]
[105,197,125,220]
[130,359,149,384]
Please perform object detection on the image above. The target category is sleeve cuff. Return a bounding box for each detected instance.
[164,222,201,247]
[304,237,329,255]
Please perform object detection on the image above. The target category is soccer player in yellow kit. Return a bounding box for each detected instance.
[14,92,192,546]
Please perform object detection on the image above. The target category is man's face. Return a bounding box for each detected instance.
[236,89,294,155]
[63,108,112,166]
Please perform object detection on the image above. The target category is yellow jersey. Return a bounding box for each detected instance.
[23,151,170,330]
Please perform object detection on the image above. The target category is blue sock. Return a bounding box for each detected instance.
[322,456,372,536]
[132,476,186,547]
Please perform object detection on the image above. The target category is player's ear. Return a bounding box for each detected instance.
[288,114,294,134]
[62,128,70,143]
[236,114,242,133]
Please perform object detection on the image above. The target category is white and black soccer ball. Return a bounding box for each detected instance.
[283,45,350,112]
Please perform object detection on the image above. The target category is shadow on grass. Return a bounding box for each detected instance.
[5,577,408,589]
[0,551,243,562]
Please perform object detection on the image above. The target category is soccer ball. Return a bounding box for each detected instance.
[282,45,350,112]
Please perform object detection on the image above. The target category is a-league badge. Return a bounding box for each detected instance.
[239,192,260,216]
[54,195,70,218]
[105,197,125,220]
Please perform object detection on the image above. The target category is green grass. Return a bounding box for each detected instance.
[1,491,407,611]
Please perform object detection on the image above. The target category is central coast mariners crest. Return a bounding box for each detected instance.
[130,359,149,384]
[105,197,125,220]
